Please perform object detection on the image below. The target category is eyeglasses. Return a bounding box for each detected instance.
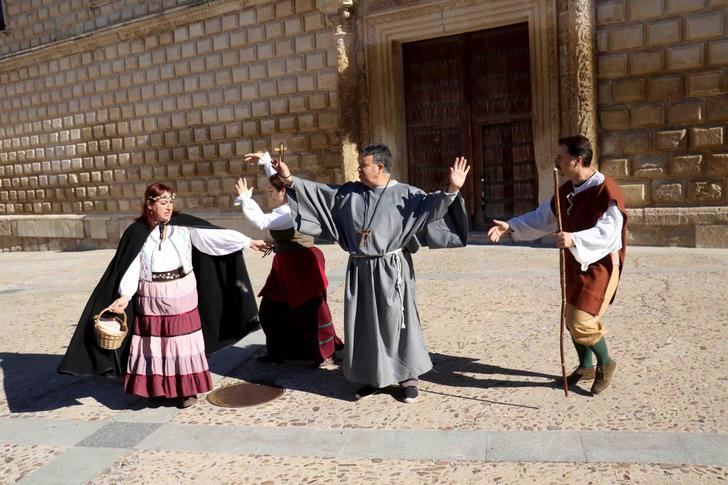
[566,192,575,216]
[148,194,175,206]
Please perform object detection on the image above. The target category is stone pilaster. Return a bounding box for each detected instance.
[324,0,361,182]
[567,0,599,163]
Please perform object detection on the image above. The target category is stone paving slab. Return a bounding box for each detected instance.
[579,432,697,466]
[76,421,162,449]
[485,431,585,463]
[3,415,726,467]
[679,432,728,466]
[88,451,728,484]
[0,418,105,447]
[136,424,492,461]
[134,424,728,466]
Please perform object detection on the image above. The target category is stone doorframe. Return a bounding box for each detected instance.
[362,0,597,202]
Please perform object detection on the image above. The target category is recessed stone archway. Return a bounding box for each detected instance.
[361,0,588,202]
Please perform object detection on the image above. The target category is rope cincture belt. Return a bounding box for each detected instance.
[349,248,406,329]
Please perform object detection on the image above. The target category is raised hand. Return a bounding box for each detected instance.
[243,152,267,165]
[271,159,292,182]
[487,219,511,243]
[448,156,470,192]
[235,177,253,196]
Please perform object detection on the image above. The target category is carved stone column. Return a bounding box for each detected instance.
[567,0,599,163]
[321,0,361,182]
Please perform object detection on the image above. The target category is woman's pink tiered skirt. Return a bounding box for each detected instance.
[123,272,213,398]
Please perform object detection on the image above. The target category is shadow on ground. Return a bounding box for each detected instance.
[423,352,591,398]
[0,345,266,413]
[226,350,589,405]
[0,349,586,413]
[0,352,140,413]
[227,349,356,402]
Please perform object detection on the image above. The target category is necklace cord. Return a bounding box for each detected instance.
[361,178,391,233]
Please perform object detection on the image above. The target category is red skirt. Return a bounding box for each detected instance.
[258,247,343,362]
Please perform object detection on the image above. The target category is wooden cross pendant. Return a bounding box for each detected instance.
[358,229,372,249]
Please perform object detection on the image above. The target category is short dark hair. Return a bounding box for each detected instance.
[558,135,593,167]
[360,143,393,173]
[269,174,286,191]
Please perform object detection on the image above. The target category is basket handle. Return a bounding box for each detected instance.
[97,305,128,327]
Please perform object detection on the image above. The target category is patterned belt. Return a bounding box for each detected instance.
[151,267,186,281]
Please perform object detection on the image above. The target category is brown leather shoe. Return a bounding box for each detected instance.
[564,366,596,386]
[591,359,617,395]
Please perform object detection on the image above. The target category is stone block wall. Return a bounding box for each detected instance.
[0,0,200,58]
[0,0,344,250]
[596,0,728,246]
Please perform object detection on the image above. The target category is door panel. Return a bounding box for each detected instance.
[469,25,533,123]
[481,120,538,220]
[403,23,537,227]
[403,36,468,194]
[408,127,465,193]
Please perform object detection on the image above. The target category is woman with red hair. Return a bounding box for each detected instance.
[59,183,268,408]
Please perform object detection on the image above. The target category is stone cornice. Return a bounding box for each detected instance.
[0,0,257,72]
[626,206,728,226]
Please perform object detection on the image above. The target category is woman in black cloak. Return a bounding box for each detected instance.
[58,182,268,407]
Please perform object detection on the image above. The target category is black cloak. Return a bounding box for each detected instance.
[57,213,260,377]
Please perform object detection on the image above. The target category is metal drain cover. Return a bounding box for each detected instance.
[207,382,284,408]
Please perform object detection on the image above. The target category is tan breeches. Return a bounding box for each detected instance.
[565,255,620,347]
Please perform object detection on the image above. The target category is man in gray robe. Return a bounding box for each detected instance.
[268,144,470,403]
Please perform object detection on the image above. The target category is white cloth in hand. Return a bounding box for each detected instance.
[258,152,277,177]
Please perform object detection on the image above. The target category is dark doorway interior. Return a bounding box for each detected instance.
[0,1,6,31]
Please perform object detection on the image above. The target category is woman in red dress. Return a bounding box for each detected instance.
[235,153,343,365]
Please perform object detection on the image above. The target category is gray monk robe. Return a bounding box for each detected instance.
[287,177,469,387]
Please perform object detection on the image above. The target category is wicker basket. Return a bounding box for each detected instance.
[93,308,128,350]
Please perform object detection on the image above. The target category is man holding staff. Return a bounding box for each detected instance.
[488,135,627,395]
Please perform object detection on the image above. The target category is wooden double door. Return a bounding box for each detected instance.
[403,23,538,228]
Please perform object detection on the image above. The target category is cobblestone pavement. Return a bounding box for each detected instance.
[1,243,727,484]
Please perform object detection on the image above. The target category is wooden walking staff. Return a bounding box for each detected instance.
[553,167,569,398]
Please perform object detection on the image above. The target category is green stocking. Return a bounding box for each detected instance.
[590,338,611,366]
[572,340,594,369]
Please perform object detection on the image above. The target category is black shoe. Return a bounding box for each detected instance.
[257,354,284,364]
[354,385,378,401]
[403,386,419,403]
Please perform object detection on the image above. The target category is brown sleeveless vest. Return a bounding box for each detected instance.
[550,176,628,315]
